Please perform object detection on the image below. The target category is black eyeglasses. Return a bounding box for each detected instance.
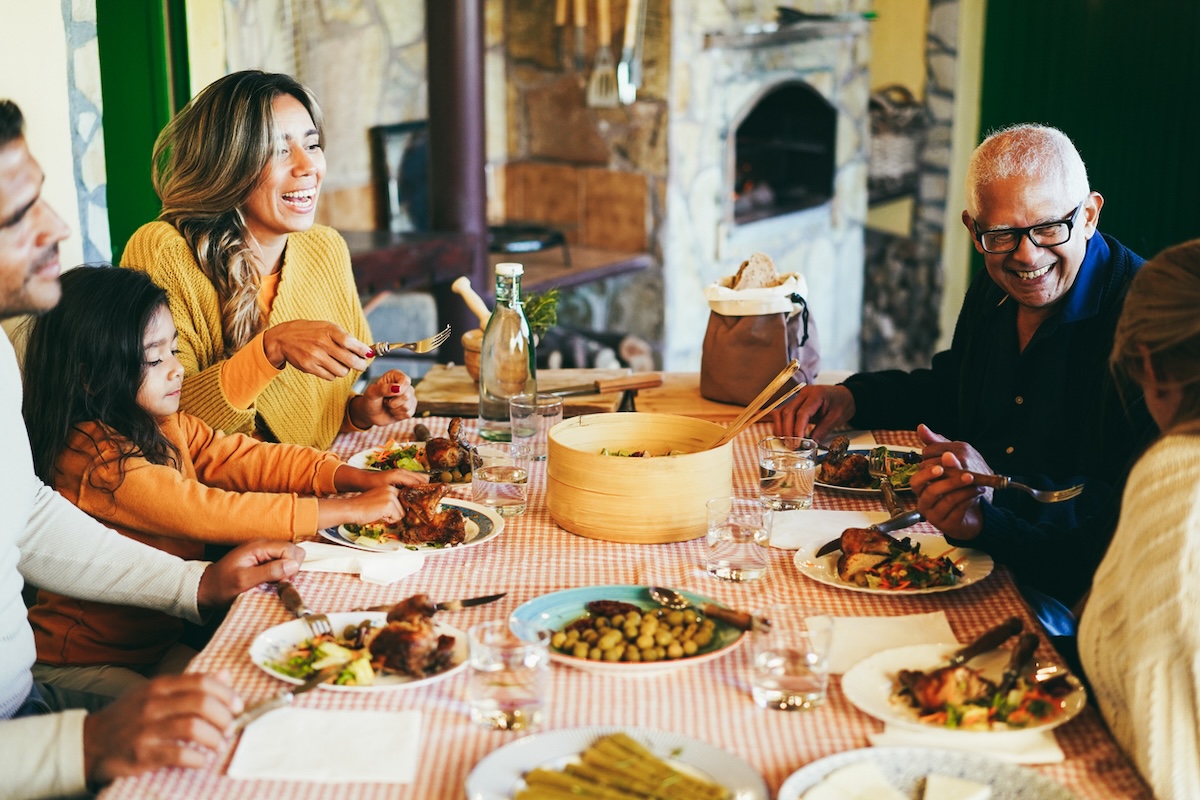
[973,200,1085,255]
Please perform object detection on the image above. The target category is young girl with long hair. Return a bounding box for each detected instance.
[23,266,421,698]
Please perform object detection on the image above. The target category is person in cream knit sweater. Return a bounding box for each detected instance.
[123,70,419,449]
[0,99,302,799]
[1079,238,1200,798]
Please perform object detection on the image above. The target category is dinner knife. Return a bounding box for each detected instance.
[943,616,1023,670]
[997,632,1041,695]
[547,373,663,397]
[358,592,507,614]
[814,512,925,557]
[230,664,342,731]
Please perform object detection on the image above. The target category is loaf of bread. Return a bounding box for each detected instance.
[732,252,779,290]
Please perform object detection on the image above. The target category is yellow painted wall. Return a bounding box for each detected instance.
[0,0,85,271]
[869,0,929,101]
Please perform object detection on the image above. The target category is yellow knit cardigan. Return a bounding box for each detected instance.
[122,221,370,449]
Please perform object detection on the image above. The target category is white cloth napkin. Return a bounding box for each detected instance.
[867,725,1065,764]
[298,540,425,585]
[825,612,956,674]
[229,708,422,782]
[770,509,890,551]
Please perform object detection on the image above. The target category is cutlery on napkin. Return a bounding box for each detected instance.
[228,709,422,782]
[298,540,424,585]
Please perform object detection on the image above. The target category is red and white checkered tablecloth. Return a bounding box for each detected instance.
[101,419,1150,800]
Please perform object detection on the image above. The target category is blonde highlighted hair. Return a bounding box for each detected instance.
[151,70,325,355]
[1111,239,1200,433]
[966,124,1090,218]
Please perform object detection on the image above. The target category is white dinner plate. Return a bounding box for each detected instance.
[465,726,769,800]
[509,585,744,676]
[815,445,920,494]
[348,441,472,483]
[841,643,1087,739]
[792,532,993,595]
[319,499,503,554]
[249,611,468,692]
[777,746,1078,799]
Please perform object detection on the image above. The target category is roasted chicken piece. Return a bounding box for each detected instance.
[819,452,871,488]
[897,664,997,711]
[418,417,472,473]
[834,527,914,585]
[365,595,455,677]
[395,484,468,546]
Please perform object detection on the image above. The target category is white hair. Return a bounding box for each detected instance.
[965,123,1090,217]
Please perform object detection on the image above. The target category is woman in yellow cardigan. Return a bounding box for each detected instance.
[122,70,417,449]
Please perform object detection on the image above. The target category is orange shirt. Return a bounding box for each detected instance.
[30,412,341,666]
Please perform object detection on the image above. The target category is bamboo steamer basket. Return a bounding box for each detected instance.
[545,413,733,543]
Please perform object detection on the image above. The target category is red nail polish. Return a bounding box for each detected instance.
[365,349,375,358]
[390,385,401,394]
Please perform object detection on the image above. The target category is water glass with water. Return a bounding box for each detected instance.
[509,392,563,461]
[467,620,549,731]
[704,497,772,582]
[470,442,531,516]
[757,436,817,510]
[751,604,832,711]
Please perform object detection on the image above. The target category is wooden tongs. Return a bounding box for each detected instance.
[705,360,805,449]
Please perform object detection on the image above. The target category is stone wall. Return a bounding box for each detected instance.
[859,0,959,371]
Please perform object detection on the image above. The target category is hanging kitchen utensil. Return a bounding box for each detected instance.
[555,0,568,69]
[573,0,587,71]
[616,0,641,103]
[586,0,619,107]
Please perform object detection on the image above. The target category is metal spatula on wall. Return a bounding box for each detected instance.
[587,0,619,107]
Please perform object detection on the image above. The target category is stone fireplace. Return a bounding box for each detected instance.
[663,11,870,372]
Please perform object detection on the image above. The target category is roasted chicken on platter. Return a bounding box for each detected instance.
[344,483,468,547]
[832,527,958,589]
[893,618,1070,729]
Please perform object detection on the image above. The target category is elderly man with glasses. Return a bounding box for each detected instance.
[775,123,1156,635]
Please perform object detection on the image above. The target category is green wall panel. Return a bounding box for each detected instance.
[978,0,1200,264]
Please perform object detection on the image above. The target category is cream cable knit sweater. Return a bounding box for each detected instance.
[0,334,207,798]
[1079,432,1200,799]
[122,222,371,449]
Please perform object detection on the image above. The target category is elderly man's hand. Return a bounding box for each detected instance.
[347,369,418,430]
[196,541,303,609]
[917,424,994,474]
[771,384,855,441]
[910,450,989,540]
[82,673,243,786]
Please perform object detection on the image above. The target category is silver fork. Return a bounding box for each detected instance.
[369,324,451,357]
[277,581,334,638]
[968,472,1085,504]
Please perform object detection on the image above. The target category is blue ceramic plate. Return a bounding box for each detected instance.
[509,585,745,676]
[318,499,503,554]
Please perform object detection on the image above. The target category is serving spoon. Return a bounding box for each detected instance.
[647,586,770,632]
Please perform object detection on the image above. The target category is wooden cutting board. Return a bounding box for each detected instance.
[414,365,633,417]
[632,373,745,422]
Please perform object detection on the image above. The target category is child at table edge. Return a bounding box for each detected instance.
[21,266,425,698]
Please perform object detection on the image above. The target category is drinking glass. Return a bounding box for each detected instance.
[508,393,563,461]
[466,620,549,731]
[751,604,832,711]
[757,436,817,510]
[470,442,531,516]
[704,497,772,582]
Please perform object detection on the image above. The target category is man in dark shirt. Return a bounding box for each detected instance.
[774,124,1155,629]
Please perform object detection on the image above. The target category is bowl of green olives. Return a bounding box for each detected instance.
[509,585,745,675]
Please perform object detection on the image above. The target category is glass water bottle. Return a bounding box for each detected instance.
[478,262,536,441]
